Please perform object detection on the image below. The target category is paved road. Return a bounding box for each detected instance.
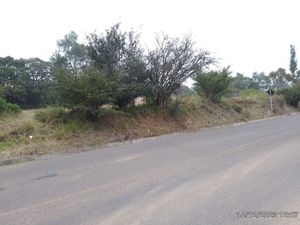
[0,114,300,225]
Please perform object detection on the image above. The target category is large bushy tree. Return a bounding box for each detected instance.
[145,34,213,106]
[24,58,53,106]
[269,68,292,89]
[51,31,89,74]
[0,57,53,107]
[87,24,147,108]
[0,57,27,105]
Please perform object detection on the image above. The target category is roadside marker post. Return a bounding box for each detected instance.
[267,88,274,115]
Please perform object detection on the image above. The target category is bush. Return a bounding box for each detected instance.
[35,107,67,124]
[54,69,119,121]
[169,99,189,117]
[232,104,243,113]
[279,84,300,107]
[193,68,231,103]
[0,97,21,116]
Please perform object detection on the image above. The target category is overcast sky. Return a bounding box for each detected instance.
[1,0,299,76]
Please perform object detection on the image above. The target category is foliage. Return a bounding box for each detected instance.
[145,34,213,106]
[0,57,53,108]
[269,68,292,89]
[252,72,271,90]
[230,73,259,91]
[174,85,193,96]
[278,83,300,107]
[0,97,21,116]
[232,104,243,113]
[51,31,90,74]
[125,103,158,116]
[24,58,54,106]
[289,45,299,83]
[168,99,189,117]
[252,72,269,84]
[88,23,127,74]
[54,69,118,121]
[193,67,231,103]
[87,24,147,108]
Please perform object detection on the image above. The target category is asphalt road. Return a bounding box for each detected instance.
[0,114,300,225]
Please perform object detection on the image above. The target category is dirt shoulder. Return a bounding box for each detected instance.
[0,95,297,165]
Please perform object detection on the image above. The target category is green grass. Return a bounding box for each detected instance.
[240,89,268,101]
[0,97,21,117]
[35,107,67,124]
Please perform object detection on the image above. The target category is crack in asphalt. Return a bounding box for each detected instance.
[34,173,57,181]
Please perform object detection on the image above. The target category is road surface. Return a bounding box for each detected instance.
[0,114,300,225]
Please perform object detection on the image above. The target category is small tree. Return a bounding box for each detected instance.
[145,34,213,106]
[193,67,231,103]
[54,69,118,121]
[289,45,298,83]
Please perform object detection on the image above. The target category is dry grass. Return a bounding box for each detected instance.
[0,94,296,164]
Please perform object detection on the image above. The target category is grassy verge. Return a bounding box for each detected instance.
[0,93,296,164]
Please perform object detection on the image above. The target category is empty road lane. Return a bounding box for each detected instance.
[0,114,300,225]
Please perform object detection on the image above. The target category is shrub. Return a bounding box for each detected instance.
[35,107,67,124]
[193,68,232,103]
[232,104,243,113]
[54,69,119,121]
[279,84,300,107]
[0,97,21,116]
[169,99,189,117]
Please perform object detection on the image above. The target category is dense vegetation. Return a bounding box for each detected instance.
[193,67,231,103]
[0,24,300,122]
[1,24,299,161]
[279,84,300,107]
[0,97,21,116]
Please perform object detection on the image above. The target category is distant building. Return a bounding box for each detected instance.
[259,80,268,91]
[259,80,273,91]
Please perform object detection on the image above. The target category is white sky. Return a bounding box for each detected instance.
[1,0,300,76]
